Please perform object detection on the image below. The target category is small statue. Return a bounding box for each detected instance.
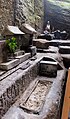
[45,21,51,33]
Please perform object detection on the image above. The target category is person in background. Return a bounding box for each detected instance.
[45,21,51,33]
[43,21,54,40]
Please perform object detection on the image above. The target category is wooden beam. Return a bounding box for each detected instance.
[61,69,70,119]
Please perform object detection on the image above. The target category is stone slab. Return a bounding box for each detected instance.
[14,50,25,56]
[15,53,31,63]
[50,40,70,47]
[59,46,70,54]
[0,59,20,70]
[0,70,6,76]
[0,60,30,81]
[59,40,70,46]
[20,80,52,114]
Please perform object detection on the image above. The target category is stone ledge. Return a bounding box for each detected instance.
[0,60,38,118]
[15,53,31,63]
[0,53,31,81]
[0,70,6,76]
[14,50,25,56]
[0,59,20,70]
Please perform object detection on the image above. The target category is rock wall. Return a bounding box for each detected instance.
[15,0,34,26]
[34,0,44,32]
[15,0,44,32]
[0,40,7,63]
[0,0,14,33]
[0,0,44,34]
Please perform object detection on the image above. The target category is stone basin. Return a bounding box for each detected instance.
[14,50,25,56]
[2,68,66,119]
[20,80,52,114]
[40,57,57,77]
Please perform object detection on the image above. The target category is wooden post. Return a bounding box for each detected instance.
[61,68,70,119]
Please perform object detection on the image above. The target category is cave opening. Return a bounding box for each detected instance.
[43,0,70,38]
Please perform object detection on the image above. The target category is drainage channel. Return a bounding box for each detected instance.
[20,80,52,115]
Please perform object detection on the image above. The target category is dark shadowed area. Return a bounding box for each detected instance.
[43,0,70,37]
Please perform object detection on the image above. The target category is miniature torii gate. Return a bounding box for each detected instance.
[61,68,70,119]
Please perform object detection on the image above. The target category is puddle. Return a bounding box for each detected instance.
[20,80,52,114]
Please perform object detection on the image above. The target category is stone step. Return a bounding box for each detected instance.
[59,46,70,54]
[59,41,70,46]
[50,40,70,47]
[33,39,70,49]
